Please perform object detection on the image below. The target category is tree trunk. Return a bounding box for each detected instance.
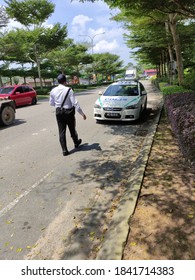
[34,77,37,87]
[159,54,163,77]
[168,14,184,85]
[37,59,43,88]
[0,76,3,86]
[34,44,43,89]
[165,22,175,84]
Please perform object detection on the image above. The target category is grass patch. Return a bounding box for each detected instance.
[38,95,49,100]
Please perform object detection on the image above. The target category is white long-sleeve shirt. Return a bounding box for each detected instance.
[49,84,85,116]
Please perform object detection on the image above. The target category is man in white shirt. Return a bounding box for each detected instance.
[50,74,87,156]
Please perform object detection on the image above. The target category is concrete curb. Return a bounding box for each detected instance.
[96,102,164,260]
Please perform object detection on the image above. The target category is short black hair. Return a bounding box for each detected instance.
[57,74,66,84]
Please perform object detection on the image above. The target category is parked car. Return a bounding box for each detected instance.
[94,79,147,121]
[0,84,37,107]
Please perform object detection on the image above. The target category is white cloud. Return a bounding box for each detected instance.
[72,15,93,31]
[94,39,119,53]
[87,27,106,40]
[106,27,125,40]
[2,19,23,31]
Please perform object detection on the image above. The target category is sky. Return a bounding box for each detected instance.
[0,0,136,66]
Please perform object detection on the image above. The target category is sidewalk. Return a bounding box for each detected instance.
[122,109,195,260]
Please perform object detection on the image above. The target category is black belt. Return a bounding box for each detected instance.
[56,107,73,111]
[63,108,73,111]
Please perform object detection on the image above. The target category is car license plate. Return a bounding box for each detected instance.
[106,113,120,117]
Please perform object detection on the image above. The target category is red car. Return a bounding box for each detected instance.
[0,84,37,107]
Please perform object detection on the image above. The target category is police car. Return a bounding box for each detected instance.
[94,79,147,121]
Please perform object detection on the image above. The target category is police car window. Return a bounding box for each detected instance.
[124,86,139,96]
[140,83,145,92]
[103,85,123,96]
[104,85,139,96]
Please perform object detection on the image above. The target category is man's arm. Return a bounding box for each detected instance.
[70,90,87,119]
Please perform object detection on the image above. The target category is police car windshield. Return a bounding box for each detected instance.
[103,85,139,97]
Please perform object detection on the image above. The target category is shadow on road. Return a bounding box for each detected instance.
[59,82,164,260]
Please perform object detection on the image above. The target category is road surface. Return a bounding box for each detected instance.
[0,81,162,259]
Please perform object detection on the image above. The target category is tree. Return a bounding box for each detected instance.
[79,0,195,84]
[26,24,68,87]
[0,5,9,28]
[0,29,33,64]
[46,41,93,82]
[104,0,192,84]
[114,11,172,78]
[4,0,68,88]
[5,0,54,28]
[0,23,68,87]
[93,53,124,82]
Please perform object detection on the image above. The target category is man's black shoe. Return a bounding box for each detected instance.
[63,150,69,156]
[75,139,82,148]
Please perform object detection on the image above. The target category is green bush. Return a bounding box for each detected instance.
[183,70,195,91]
[161,85,187,95]
[159,82,169,90]
[152,77,169,88]
[35,87,51,95]
[35,82,107,96]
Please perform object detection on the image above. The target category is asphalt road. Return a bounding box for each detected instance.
[0,81,163,260]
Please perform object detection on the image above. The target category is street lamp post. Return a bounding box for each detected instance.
[79,32,105,55]
[79,32,105,82]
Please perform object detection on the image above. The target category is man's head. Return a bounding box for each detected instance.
[57,74,66,84]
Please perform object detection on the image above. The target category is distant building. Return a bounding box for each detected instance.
[144,69,157,77]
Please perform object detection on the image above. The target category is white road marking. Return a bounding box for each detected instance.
[0,170,54,218]
[32,128,47,135]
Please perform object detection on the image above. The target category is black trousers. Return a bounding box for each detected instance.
[56,111,78,151]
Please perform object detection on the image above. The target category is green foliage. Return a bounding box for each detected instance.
[46,41,91,75]
[35,83,107,96]
[13,76,19,84]
[35,87,51,95]
[93,52,124,77]
[161,85,188,95]
[159,82,169,89]
[3,0,68,88]
[183,70,195,91]
[156,75,195,92]
[102,0,195,17]
[80,0,195,86]
[36,23,68,51]
[156,77,169,83]
[5,0,55,27]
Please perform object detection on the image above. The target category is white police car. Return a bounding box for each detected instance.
[94,80,147,121]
